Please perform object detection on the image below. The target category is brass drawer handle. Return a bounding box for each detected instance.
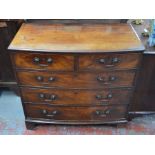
[38,93,57,101]
[46,58,53,63]
[98,58,105,64]
[33,57,53,66]
[96,93,113,100]
[42,109,58,117]
[36,76,55,83]
[95,109,111,117]
[33,57,49,66]
[105,58,120,67]
[109,76,117,81]
[112,57,119,63]
[97,76,117,83]
[50,94,57,100]
[42,109,47,114]
[36,76,44,82]
[48,77,55,82]
[107,93,113,98]
[97,76,105,82]
[39,93,45,99]
[33,57,40,63]
[98,57,120,67]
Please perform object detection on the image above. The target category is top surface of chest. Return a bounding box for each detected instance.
[9,23,144,53]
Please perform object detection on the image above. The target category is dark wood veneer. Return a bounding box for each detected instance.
[25,103,128,121]
[9,23,144,129]
[16,70,137,89]
[12,52,74,71]
[21,87,132,106]
[79,53,142,71]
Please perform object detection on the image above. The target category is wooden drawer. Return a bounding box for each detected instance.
[79,53,141,71]
[21,87,132,105]
[25,104,128,121]
[17,70,136,88]
[12,52,74,71]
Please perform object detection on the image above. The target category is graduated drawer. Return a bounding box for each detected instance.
[79,53,141,71]
[25,104,128,121]
[21,87,132,105]
[12,52,74,71]
[17,70,136,88]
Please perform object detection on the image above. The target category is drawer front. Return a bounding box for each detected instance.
[21,88,132,105]
[17,70,136,88]
[79,53,141,71]
[25,104,128,121]
[12,52,74,71]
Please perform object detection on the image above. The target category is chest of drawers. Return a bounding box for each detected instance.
[8,23,144,129]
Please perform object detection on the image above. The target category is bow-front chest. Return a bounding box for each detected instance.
[8,23,144,129]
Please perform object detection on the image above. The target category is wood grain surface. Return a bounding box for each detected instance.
[8,22,145,128]
[25,103,127,121]
[79,53,141,70]
[12,52,74,71]
[16,70,136,88]
[21,87,132,105]
[9,23,144,52]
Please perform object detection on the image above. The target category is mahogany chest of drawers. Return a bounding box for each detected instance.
[8,23,144,130]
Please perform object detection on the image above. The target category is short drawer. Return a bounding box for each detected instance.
[12,52,74,71]
[17,70,136,88]
[21,87,132,105]
[25,104,128,121]
[79,53,141,71]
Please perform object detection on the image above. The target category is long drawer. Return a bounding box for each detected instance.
[12,52,74,71]
[79,53,141,71]
[25,104,128,121]
[17,70,136,88]
[21,87,132,105]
